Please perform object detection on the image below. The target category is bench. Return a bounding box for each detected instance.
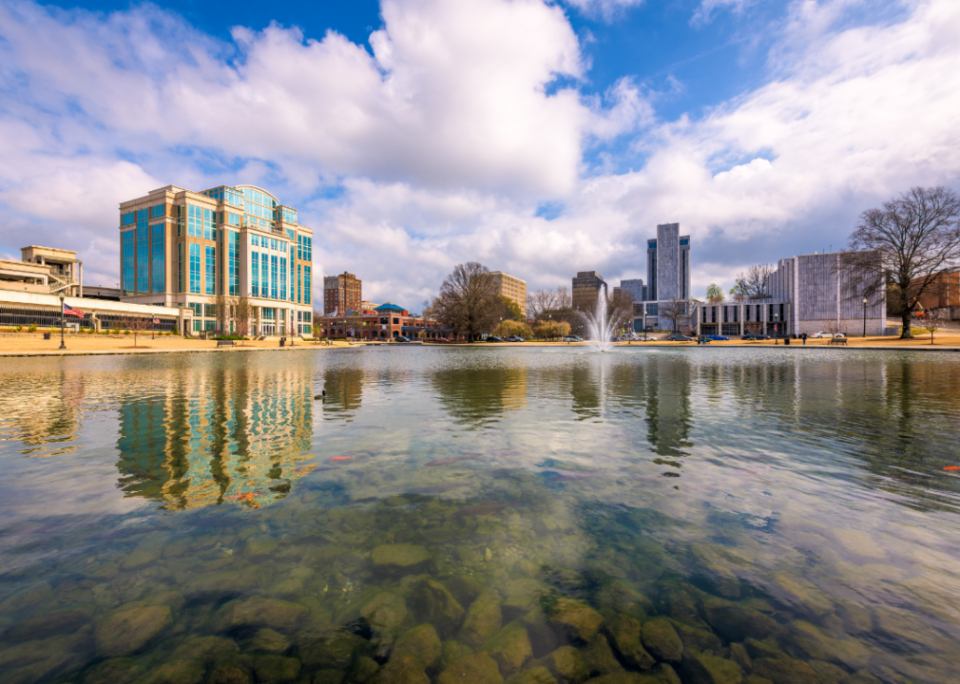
[216,339,236,347]
[827,337,847,346]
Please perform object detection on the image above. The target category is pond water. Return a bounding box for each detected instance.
[1,347,959,684]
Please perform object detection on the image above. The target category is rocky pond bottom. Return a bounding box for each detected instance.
[0,348,959,684]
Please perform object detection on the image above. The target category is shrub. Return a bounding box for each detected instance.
[28,323,38,333]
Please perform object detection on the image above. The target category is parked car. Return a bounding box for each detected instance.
[707,334,730,341]
[741,333,771,340]
[505,336,524,342]
[812,331,845,339]
[434,337,451,343]
[562,335,583,342]
[396,336,413,342]
[666,333,695,341]
[486,336,503,343]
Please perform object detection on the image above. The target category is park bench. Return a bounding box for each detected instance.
[827,337,847,346]
[216,339,236,347]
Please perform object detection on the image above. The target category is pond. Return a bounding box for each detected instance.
[0,347,958,684]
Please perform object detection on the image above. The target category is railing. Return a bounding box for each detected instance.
[47,271,77,295]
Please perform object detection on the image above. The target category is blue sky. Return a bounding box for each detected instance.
[1,0,958,306]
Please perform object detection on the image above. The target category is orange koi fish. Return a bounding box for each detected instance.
[944,466,960,471]
[328,456,353,461]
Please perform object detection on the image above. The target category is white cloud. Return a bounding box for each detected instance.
[0,0,959,303]
[691,0,754,27]
[564,0,645,21]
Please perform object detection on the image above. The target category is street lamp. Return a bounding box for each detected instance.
[862,297,868,338]
[59,293,66,350]
[499,317,503,338]
[773,312,779,345]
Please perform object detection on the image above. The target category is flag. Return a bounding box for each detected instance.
[63,303,84,317]
[153,317,160,325]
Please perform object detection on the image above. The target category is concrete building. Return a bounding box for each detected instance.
[614,279,646,304]
[0,289,191,333]
[646,223,690,302]
[118,184,314,335]
[319,303,445,340]
[490,271,527,317]
[1,246,84,297]
[324,272,362,315]
[690,250,887,337]
[572,271,607,312]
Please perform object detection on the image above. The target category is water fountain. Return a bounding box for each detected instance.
[582,292,617,352]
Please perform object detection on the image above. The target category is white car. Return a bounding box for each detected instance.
[812,331,845,339]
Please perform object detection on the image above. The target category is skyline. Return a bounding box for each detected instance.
[1,0,958,307]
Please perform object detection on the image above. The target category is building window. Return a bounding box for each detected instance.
[304,266,311,305]
[280,257,287,301]
[151,205,165,220]
[251,252,259,297]
[205,246,216,295]
[136,209,150,292]
[271,255,278,299]
[151,224,165,293]
[178,242,184,293]
[121,212,135,226]
[227,231,239,296]
[122,230,135,291]
[297,264,302,304]
[189,243,201,294]
[188,204,201,238]
[204,208,215,241]
[261,255,269,301]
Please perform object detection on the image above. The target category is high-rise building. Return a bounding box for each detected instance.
[118,185,314,335]
[646,223,690,302]
[572,271,607,311]
[323,272,362,315]
[617,278,646,303]
[490,271,527,317]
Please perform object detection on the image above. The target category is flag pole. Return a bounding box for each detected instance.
[59,294,66,350]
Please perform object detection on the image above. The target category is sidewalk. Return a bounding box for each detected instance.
[0,335,353,357]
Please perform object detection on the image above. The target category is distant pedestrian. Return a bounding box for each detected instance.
[802,332,807,345]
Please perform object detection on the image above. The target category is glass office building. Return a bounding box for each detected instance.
[119,185,314,335]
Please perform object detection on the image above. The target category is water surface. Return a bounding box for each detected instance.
[1,347,958,684]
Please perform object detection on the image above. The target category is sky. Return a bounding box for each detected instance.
[1,0,959,308]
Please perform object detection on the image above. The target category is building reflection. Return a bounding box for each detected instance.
[320,366,367,420]
[116,364,314,510]
[0,372,84,457]
[643,356,693,468]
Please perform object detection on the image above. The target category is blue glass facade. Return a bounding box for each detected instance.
[136,209,149,292]
[304,266,311,305]
[261,257,269,301]
[150,205,165,220]
[227,231,239,296]
[270,256,278,299]
[251,252,259,297]
[189,244,201,294]
[151,224,165,293]
[205,246,216,295]
[122,230,135,291]
[280,257,287,301]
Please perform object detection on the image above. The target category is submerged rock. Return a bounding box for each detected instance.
[393,624,443,671]
[502,579,549,619]
[372,544,432,573]
[360,591,408,635]
[702,598,777,643]
[743,638,786,661]
[750,658,820,684]
[300,630,368,669]
[12,607,92,643]
[82,658,142,684]
[604,614,654,670]
[207,662,252,684]
[410,579,465,636]
[462,589,504,648]
[171,635,240,662]
[579,674,660,684]
[651,663,681,684]
[596,582,654,622]
[678,652,742,684]
[95,604,173,657]
[805,660,848,684]
[373,653,428,684]
[444,575,485,607]
[214,597,307,634]
[579,635,625,677]
[545,598,603,644]
[136,659,205,684]
[728,643,751,672]
[781,620,870,670]
[505,666,557,684]
[671,622,722,654]
[247,654,302,684]
[247,628,291,654]
[439,652,504,684]
[483,623,533,676]
[640,618,683,663]
[532,645,589,684]
[441,639,476,669]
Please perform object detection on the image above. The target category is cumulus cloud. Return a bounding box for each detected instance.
[1,0,959,304]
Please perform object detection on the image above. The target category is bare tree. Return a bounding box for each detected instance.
[841,186,960,339]
[657,299,690,333]
[213,293,239,334]
[744,321,764,340]
[608,289,635,333]
[120,315,153,347]
[528,289,556,320]
[735,264,775,299]
[431,262,497,341]
[234,296,254,344]
[920,308,944,345]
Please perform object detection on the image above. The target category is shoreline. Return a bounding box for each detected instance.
[2,336,959,357]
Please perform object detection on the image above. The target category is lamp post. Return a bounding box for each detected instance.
[862,297,868,338]
[59,294,66,350]
[773,313,779,345]
[499,316,503,339]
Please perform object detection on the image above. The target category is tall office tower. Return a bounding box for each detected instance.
[572,271,607,311]
[618,279,646,303]
[118,184,314,335]
[646,223,691,301]
[324,272,362,315]
[490,271,527,317]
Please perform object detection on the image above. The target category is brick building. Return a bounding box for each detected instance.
[319,302,446,340]
[324,272,362,315]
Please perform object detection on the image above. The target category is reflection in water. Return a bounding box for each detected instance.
[1,349,960,684]
[117,363,313,510]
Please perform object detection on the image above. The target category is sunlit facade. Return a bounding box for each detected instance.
[118,185,314,335]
